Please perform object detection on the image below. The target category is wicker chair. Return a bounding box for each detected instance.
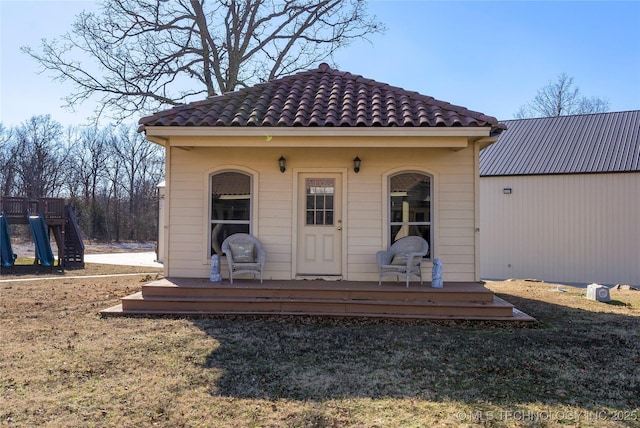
[376,236,429,287]
[221,233,266,284]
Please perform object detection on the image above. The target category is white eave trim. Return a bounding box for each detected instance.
[475,136,499,150]
[144,126,494,149]
[144,126,492,139]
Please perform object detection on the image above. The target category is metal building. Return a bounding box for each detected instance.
[480,111,640,285]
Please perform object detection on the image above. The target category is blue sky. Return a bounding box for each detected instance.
[1,0,639,128]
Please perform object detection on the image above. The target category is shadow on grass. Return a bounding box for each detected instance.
[190,294,640,410]
[0,264,64,276]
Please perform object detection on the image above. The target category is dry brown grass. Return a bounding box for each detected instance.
[1,268,639,427]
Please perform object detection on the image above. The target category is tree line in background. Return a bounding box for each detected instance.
[0,115,164,242]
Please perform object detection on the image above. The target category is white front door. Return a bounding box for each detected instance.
[296,173,342,277]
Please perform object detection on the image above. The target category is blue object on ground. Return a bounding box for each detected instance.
[28,213,55,267]
[0,213,16,267]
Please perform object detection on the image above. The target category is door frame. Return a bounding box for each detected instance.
[291,167,349,280]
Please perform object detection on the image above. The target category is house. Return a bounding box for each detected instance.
[105,64,538,320]
[139,63,505,283]
[480,111,640,286]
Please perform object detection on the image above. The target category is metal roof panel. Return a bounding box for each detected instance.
[480,111,640,176]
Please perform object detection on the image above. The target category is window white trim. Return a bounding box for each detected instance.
[381,167,437,259]
[202,166,259,264]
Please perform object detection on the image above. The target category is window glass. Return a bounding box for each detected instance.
[211,172,251,256]
[305,178,335,226]
[389,172,431,256]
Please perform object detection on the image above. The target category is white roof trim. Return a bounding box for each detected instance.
[143,126,492,138]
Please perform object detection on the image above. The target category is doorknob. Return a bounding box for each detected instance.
[337,219,342,231]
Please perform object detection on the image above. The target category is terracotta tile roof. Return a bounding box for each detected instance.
[139,63,505,134]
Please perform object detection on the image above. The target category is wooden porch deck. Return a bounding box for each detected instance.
[102,278,535,321]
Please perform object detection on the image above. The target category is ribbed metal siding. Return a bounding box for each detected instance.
[480,173,640,285]
[480,111,640,176]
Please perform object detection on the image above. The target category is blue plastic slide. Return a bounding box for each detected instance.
[0,213,16,268]
[28,213,55,267]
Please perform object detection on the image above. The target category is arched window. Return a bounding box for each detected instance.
[210,171,252,256]
[389,172,432,257]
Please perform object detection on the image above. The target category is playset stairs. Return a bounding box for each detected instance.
[63,205,85,268]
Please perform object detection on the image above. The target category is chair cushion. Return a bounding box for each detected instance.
[229,242,255,263]
[391,252,410,265]
[231,262,261,271]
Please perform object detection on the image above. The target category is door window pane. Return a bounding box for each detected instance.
[305,178,335,226]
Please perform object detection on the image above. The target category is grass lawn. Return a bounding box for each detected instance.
[1,264,639,427]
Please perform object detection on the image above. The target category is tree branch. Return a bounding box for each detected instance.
[23,0,385,122]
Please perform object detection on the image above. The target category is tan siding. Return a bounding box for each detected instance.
[480,173,640,285]
[440,183,474,193]
[440,218,475,228]
[439,200,474,210]
[441,174,474,184]
[439,245,475,255]
[164,139,481,281]
[345,172,382,281]
[435,149,477,281]
[348,236,382,247]
[347,209,382,220]
[442,254,476,264]
[440,228,474,238]
[348,221,382,235]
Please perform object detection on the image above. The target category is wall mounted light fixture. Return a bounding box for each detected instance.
[279,156,286,173]
[353,156,361,173]
[503,187,512,194]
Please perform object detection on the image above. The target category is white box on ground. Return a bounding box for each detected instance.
[586,283,611,302]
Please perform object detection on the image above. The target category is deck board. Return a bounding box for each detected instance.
[101,278,535,321]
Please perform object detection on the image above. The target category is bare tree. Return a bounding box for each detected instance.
[67,126,112,238]
[23,0,384,122]
[13,115,68,199]
[105,142,124,241]
[112,125,164,240]
[0,125,20,196]
[515,73,610,118]
[68,126,111,201]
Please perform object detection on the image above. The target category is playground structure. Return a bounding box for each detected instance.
[0,197,85,272]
